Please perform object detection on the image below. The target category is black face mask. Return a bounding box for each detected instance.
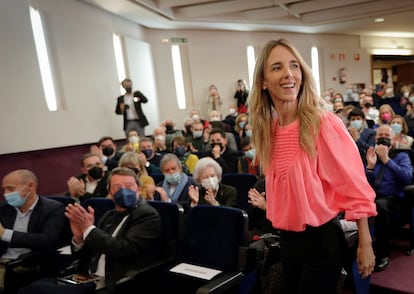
[88,166,103,180]
[376,137,391,147]
[211,143,223,151]
[185,125,192,133]
[125,87,132,94]
[364,103,372,108]
[102,147,114,156]
[165,125,174,132]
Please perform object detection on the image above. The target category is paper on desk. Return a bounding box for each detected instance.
[58,245,71,255]
[169,263,222,280]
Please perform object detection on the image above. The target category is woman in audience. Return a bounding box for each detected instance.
[389,115,414,149]
[118,151,155,199]
[188,157,237,208]
[120,129,140,153]
[378,104,395,126]
[234,113,249,150]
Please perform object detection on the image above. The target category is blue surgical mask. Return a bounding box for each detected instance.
[142,149,153,159]
[391,123,403,135]
[350,120,362,130]
[165,172,181,185]
[4,185,29,208]
[238,121,246,129]
[113,188,137,208]
[245,130,252,137]
[245,149,256,159]
[175,146,186,157]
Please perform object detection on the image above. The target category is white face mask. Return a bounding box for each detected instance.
[155,135,165,143]
[228,108,236,115]
[191,114,200,120]
[128,135,139,144]
[385,88,393,94]
[201,176,219,191]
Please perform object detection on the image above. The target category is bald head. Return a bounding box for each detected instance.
[3,169,38,188]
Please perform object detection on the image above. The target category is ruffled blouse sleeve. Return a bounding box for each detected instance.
[317,112,377,221]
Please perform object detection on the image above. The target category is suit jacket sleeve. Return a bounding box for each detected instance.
[115,96,124,114]
[134,91,148,104]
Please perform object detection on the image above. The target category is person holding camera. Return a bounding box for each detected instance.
[204,128,239,174]
[115,78,149,137]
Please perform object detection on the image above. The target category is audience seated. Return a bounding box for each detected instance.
[188,157,237,208]
[361,95,379,126]
[90,136,123,172]
[151,154,194,210]
[238,137,261,177]
[347,107,376,165]
[120,129,140,153]
[366,124,413,271]
[66,153,109,202]
[139,137,162,174]
[389,115,414,149]
[163,119,184,152]
[222,103,238,130]
[204,128,239,173]
[378,104,395,127]
[209,121,238,152]
[152,127,168,155]
[234,113,249,150]
[118,152,155,200]
[187,121,209,153]
[18,167,161,294]
[1,169,65,293]
[182,118,193,139]
[170,136,199,174]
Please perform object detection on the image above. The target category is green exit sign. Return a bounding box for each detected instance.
[170,37,188,43]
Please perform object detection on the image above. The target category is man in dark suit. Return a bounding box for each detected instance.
[205,128,239,174]
[0,169,65,292]
[115,78,149,137]
[18,167,161,294]
[67,153,109,202]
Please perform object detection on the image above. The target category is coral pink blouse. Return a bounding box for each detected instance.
[265,111,377,232]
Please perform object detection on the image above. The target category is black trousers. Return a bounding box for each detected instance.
[279,217,345,294]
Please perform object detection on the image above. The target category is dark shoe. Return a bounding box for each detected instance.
[374,257,389,272]
[406,247,414,256]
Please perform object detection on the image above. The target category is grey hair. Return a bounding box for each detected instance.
[192,157,223,184]
[160,153,182,171]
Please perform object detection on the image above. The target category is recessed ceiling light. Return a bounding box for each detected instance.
[375,18,385,23]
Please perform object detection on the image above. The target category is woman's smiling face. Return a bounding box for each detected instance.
[263,45,302,105]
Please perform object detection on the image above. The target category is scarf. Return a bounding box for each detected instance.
[163,173,189,202]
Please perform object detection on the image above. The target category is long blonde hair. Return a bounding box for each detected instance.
[249,38,323,170]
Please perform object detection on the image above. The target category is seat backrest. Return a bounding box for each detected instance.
[43,196,75,246]
[221,173,258,212]
[81,197,115,224]
[179,205,249,272]
[148,201,184,261]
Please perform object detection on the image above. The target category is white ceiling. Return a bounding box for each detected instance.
[80,0,414,37]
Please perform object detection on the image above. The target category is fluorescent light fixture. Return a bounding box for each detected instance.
[374,18,384,23]
[247,46,256,90]
[311,46,321,96]
[371,48,413,55]
[29,6,57,111]
[113,34,126,94]
[171,45,186,110]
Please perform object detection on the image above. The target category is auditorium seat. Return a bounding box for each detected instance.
[156,205,251,293]
[221,173,258,213]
